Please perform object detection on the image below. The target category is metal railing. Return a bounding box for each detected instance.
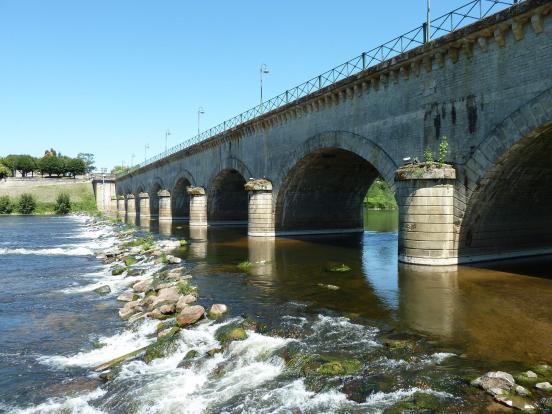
[118,0,521,178]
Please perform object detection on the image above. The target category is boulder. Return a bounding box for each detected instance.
[157,326,180,339]
[536,382,552,391]
[214,323,247,345]
[126,267,145,277]
[148,308,170,320]
[111,265,126,276]
[472,371,515,396]
[158,304,176,315]
[132,278,152,293]
[208,304,228,319]
[167,255,182,264]
[176,305,205,327]
[149,286,180,308]
[515,385,531,396]
[494,395,535,411]
[94,285,111,295]
[119,300,143,320]
[117,291,138,302]
[176,294,197,311]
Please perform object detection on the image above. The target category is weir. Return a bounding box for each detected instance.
[112,0,552,265]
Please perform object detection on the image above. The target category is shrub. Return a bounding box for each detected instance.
[18,193,36,214]
[438,136,449,167]
[424,147,434,164]
[0,195,13,214]
[54,192,71,215]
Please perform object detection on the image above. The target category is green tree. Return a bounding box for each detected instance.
[18,193,36,214]
[54,193,71,214]
[0,196,13,214]
[77,153,95,174]
[14,155,37,177]
[111,165,129,175]
[39,155,64,177]
[0,163,12,179]
[65,157,86,177]
[2,155,18,176]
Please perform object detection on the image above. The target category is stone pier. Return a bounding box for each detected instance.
[139,192,150,221]
[110,196,117,216]
[187,186,208,227]
[245,179,275,237]
[396,165,457,266]
[117,195,126,219]
[126,194,136,220]
[158,190,172,222]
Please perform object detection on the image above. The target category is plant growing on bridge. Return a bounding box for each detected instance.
[438,136,449,167]
[0,196,13,214]
[17,193,36,215]
[424,147,434,165]
[54,192,71,215]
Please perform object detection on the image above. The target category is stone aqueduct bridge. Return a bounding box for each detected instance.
[114,1,552,265]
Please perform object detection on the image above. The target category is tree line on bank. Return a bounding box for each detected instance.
[0,150,95,179]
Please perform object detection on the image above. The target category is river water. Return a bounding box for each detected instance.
[0,213,551,413]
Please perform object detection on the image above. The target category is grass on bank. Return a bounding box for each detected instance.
[0,192,97,215]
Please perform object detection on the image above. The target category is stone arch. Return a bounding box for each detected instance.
[208,168,249,224]
[206,156,254,188]
[172,175,192,220]
[459,89,552,261]
[274,131,398,234]
[274,131,398,193]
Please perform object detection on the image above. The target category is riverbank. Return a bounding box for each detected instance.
[1,214,551,412]
[0,177,97,215]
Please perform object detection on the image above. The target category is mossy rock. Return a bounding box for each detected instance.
[384,392,442,413]
[237,261,252,271]
[143,335,180,363]
[286,353,362,377]
[207,348,223,357]
[156,322,167,333]
[326,263,351,272]
[179,240,188,247]
[126,267,144,276]
[184,349,199,360]
[515,372,541,387]
[215,323,247,345]
[111,265,126,276]
[177,281,198,296]
[124,256,138,266]
[533,364,552,378]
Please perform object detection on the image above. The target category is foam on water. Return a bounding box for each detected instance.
[0,246,95,256]
[5,389,106,414]
[38,319,158,369]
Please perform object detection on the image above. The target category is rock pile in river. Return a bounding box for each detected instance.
[472,366,552,411]
[87,220,241,374]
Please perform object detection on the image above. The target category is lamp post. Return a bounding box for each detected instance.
[424,0,431,43]
[144,144,149,163]
[197,107,205,136]
[130,153,135,167]
[164,130,171,153]
[260,63,269,105]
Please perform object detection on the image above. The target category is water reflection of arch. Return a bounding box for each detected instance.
[398,264,459,339]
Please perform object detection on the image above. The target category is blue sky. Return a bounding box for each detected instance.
[1,1,472,170]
